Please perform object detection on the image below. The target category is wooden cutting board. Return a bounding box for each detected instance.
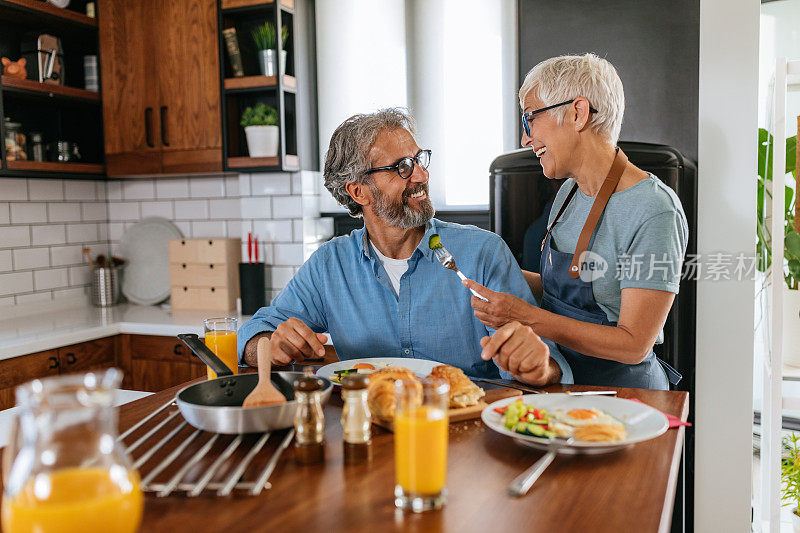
[372,387,522,432]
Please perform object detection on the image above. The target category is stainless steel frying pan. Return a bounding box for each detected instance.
[176,334,333,434]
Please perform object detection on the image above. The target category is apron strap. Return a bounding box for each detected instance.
[541,184,579,252]
[568,148,629,279]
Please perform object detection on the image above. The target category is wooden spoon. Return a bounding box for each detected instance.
[243,337,287,407]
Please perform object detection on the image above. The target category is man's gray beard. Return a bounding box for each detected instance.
[369,183,435,229]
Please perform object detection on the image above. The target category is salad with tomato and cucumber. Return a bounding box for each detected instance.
[495,398,557,438]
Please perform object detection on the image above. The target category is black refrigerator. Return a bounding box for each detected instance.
[489,141,697,394]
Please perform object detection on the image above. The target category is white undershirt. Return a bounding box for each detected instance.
[370,240,410,296]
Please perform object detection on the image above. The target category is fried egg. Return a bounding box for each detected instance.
[553,408,619,428]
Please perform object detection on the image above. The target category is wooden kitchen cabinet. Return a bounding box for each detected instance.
[117,334,206,392]
[98,0,222,176]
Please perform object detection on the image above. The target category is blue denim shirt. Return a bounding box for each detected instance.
[237,218,572,382]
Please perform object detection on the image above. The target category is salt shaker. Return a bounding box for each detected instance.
[340,373,372,464]
[293,368,325,464]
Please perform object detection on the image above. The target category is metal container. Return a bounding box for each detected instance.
[258,49,276,76]
[91,266,121,307]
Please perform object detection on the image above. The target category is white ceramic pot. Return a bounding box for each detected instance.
[280,49,287,76]
[244,125,279,158]
[792,507,800,533]
[784,287,800,367]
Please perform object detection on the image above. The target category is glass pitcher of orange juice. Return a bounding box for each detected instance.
[394,377,449,512]
[204,317,239,379]
[1,368,143,533]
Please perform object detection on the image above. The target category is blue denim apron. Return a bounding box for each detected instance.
[539,150,681,390]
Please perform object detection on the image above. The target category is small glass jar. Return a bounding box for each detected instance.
[29,132,44,162]
[340,373,372,464]
[293,368,325,464]
[3,118,26,161]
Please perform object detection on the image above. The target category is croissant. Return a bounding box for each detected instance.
[428,365,485,408]
[367,366,420,421]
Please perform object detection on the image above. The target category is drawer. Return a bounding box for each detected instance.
[169,239,199,263]
[195,239,239,263]
[170,262,230,287]
[171,286,235,311]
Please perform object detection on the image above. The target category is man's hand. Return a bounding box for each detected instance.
[480,321,561,386]
[462,279,535,330]
[243,318,328,366]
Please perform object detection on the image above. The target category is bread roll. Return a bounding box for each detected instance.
[428,365,485,408]
[367,366,420,421]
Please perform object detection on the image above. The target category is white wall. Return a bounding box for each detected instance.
[696,0,758,530]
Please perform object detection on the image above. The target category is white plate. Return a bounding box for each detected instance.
[481,393,669,454]
[120,217,183,306]
[315,357,441,380]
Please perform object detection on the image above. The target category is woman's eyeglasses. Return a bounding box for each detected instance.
[521,99,598,136]
[364,149,432,179]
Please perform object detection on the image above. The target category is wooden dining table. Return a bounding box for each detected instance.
[114,374,689,533]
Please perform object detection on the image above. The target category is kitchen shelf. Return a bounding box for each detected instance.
[221,0,294,12]
[1,76,101,103]
[0,0,97,29]
[5,160,104,174]
[226,155,298,169]
[223,74,296,92]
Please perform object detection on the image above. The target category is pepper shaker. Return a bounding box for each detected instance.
[293,368,325,464]
[340,373,372,464]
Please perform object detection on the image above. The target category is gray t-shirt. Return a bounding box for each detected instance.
[548,173,688,343]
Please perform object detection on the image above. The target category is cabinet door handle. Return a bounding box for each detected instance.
[173,344,184,356]
[145,107,154,148]
[66,353,76,365]
[48,356,59,369]
[160,106,170,146]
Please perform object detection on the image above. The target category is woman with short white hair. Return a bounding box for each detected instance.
[464,53,687,390]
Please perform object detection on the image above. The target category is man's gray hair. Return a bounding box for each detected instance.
[519,53,625,145]
[323,108,416,217]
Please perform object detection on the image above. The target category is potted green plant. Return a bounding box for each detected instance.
[757,128,800,365]
[782,433,800,531]
[240,102,279,157]
[252,21,277,76]
[280,24,289,76]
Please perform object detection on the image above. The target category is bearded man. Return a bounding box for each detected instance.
[237,108,571,385]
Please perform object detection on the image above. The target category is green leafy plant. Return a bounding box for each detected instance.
[782,433,800,510]
[252,21,276,51]
[757,128,800,290]
[282,24,289,48]
[240,102,278,128]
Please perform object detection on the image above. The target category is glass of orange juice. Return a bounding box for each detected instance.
[204,317,238,379]
[394,377,449,512]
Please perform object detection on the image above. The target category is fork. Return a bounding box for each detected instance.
[432,245,489,302]
[507,436,574,497]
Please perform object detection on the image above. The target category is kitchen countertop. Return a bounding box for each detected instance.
[0,297,249,361]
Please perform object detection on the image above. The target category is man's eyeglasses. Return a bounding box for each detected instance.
[521,99,598,137]
[364,149,432,179]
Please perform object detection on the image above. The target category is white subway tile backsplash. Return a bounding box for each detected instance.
[273,243,304,265]
[239,221,253,240]
[272,196,302,218]
[240,197,271,219]
[0,203,9,224]
[190,177,225,198]
[291,173,303,195]
[174,200,208,220]
[209,198,240,219]
[68,265,90,286]
[253,220,293,243]
[238,173,251,196]
[95,182,107,201]
[28,179,63,201]
[123,179,155,200]
[227,219,242,239]
[51,245,83,267]
[0,250,11,272]
[0,272,33,296]
[31,225,65,246]
[66,223,98,243]
[0,296,14,307]
[141,201,175,219]
[106,181,123,200]
[108,222,125,241]
[191,220,226,238]
[3,226,31,248]
[53,286,86,300]
[16,292,52,304]
[225,175,240,197]
[11,202,47,224]
[13,248,50,270]
[48,202,82,222]
[34,268,69,290]
[293,219,304,243]
[302,195,320,218]
[155,178,190,199]
[81,202,108,221]
[174,221,192,238]
[266,266,294,289]
[64,181,97,201]
[0,179,28,201]
[251,173,291,196]
[107,201,140,221]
